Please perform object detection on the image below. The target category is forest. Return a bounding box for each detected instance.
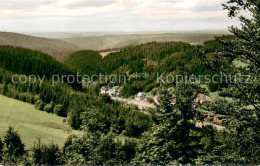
[0,0,259,164]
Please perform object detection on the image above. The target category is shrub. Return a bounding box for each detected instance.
[54,104,65,116]
[35,100,45,111]
[32,139,62,165]
[43,102,55,113]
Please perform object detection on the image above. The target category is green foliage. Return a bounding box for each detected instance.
[35,100,45,111]
[135,84,203,164]
[0,137,3,161]
[3,127,25,158]
[0,46,72,79]
[62,133,98,164]
[43,102,55,113]
[64,50,102,75]
[95,133,136,164]
[196,0,260,163]
[31,139,63,165]
[54,104,65,116]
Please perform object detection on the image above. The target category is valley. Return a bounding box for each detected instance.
[0,28,258,165]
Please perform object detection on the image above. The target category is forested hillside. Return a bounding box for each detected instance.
[64,50,102,75]
[0,32,80,61]
[0,0,259,164]
[0,46,72,78]
[65,40,228,96]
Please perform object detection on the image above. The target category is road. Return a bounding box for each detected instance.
[111,97,225,131]
[196,122,225,131]
[111,97,156,110]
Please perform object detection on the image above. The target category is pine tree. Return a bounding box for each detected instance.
[3,127,25,158]
[196,0,260,163]
[2,127,25,164]
[135,84,203,164]
[0,137,3,161]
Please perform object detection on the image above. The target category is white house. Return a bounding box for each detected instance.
[108,89,120,97]
[135,92,146,101]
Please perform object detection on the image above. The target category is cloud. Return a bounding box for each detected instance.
[0,0,54,10]
[0,14,240,33]
[0,0,229,20]
[65,0,116,8]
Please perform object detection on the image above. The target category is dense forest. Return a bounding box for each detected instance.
[64,40,229,96]
[0,0,259,164]
[64,50,102,75]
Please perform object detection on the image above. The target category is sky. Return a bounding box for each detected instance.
[0,0,240,33]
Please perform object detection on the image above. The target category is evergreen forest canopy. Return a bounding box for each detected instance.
[0,0,259,164]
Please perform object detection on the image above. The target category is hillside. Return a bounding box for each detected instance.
[0,32,80,61]
[64,50,102,75]
[66,41,223,96]
[0,95,82,148]
[60,33,222,50]
[0,45,77,79]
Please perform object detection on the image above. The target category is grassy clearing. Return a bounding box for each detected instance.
[0,95,82,149]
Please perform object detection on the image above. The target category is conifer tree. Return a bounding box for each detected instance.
[135,84,203,164]
[196,0,260,163]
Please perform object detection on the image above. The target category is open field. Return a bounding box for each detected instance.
[0,95,82,148]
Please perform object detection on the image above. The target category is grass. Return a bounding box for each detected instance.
[0,95,82,149]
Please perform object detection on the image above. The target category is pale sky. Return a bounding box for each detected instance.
[0,0,240,32]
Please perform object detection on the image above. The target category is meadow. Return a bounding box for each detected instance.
[0,95,82,149]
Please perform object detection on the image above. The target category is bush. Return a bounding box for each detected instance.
[54,104,65,116]
[43,102,55,113]
[32,139,63,165]
[35,100,45,111]
[0,137,3,161]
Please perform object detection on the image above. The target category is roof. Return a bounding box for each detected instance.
[171,99,177,104]
[101,86,110,90]
[108,89,117,94]
[197,93,205,100]
[137,92,145,97]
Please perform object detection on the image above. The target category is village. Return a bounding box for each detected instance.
[100,86,226,129]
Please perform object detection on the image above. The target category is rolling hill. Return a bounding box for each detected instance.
[0,32,80,61]
[60,33,223,50]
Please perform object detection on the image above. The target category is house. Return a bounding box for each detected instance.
[204,114,215,122]
[170,99,177,105]
[100,86,110,94]
[196,93,213,103]
[143,58,158,68]
[108,89,120,97]
[135,92,146,101]
[204,114,226,124]
[213,116,226,124]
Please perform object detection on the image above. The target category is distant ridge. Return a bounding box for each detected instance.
[0,32,80,61]
[60,33,225,50]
